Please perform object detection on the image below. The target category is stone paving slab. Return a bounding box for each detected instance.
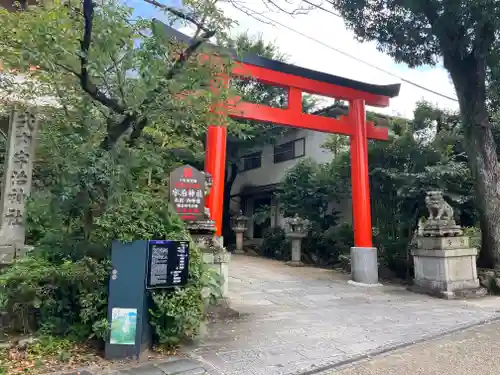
[327,319,500,375]
[183,255,500,375]
[50,358,213,375]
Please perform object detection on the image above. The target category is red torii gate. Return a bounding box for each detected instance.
[159,22,401,285]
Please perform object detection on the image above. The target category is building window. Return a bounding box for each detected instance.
[273,138,305,163]
[242,151,262,171]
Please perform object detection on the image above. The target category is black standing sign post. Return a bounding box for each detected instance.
[106,239,190,360]
[105,164,200,360]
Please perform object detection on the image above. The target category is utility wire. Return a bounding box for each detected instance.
[236,3,459,102]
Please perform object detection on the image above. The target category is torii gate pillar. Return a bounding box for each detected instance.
[348,99,378,285]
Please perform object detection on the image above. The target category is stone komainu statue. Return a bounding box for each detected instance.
[425,190,454,221]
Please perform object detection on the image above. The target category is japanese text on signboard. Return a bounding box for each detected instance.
[169,165,205,221]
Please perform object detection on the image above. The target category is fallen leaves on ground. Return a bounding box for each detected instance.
[0,339,179,375]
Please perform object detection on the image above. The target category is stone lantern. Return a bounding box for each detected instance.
[231,211,248,254]
[283,214,310,267]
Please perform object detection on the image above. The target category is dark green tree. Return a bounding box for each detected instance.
[331,0,500,267]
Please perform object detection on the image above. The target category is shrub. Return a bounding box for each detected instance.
[272,159,352,266]
[149,242,223,347]
[258,227,289,260]
[301,223,354,267]
[0,256,110,340]
[4,185,223,348]
[275,159,346,230]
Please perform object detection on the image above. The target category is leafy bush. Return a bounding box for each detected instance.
[270,159,351,266]
[0,256,110,340]
[4,173,223,349]
[149,239,224,347]
[275,159,347,231]
[258,227,289,260]
[301,224,354,267]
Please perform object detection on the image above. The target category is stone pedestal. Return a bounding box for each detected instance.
[411,236,485,298]
[231,212,248,255]
[410,191,485,299]
[233,230,245,255]
[202,250,231,296]
[188,220,231,298]
[0,109,38,265]
[286,233,306,267]
[350,246,380,285]
[283,214,309,267]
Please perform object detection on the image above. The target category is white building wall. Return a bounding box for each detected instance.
[230,129,335,196]
[229,128,355,242]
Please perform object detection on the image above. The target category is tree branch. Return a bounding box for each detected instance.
[142,0,212,33]
[102,26,215,149]
[80,0,126,115]
[166,29,216,80]
[100,113,136,150]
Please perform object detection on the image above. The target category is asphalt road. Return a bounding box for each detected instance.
[329,319,500,375]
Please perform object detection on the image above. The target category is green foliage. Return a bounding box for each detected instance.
[259,227,289,260]
[0,0,233,153]
[0,256,110,339]
[273,101,478,275]
[332,0,500,269]
[0,0,231,351]
[332,0,500,69]
[266,158,352,266]
[301,224,354,267]
[367,105,474,275]
[149,242,223,347]
[276,158,348,230]
[221,34,319,242]
[28,336,75,362]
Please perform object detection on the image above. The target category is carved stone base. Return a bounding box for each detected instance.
[189,226,231,297]
[422,220,463,237]
[411,244,483,299]
[408,284,487,300]
[285,260,305,267]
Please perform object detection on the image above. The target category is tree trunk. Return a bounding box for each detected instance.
[448,56,500,269]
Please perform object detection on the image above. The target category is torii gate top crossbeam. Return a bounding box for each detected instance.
[154,20,401,140]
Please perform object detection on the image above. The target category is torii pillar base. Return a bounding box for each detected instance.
[350,247,380,285]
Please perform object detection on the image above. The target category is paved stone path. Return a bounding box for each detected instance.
[184,254,500,375]
[330,319,500,375]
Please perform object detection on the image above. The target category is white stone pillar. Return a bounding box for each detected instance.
[234,230,245,254]
[285,233,306,267]
[290,237,301,262]
[0,109,38,264]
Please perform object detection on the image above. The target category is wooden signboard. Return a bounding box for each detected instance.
[169,165,205,221]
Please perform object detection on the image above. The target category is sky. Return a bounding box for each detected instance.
[125,0,460,119]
